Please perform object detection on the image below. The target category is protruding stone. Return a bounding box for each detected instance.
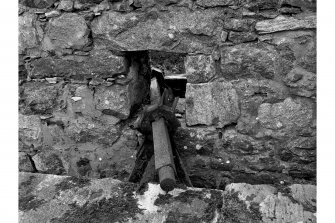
[255,14,316,34]
[185,82,240,127]
[43,13,90,50]
[184,55,216,83]
[45,10,61,18]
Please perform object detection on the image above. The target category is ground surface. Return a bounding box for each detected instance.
[19,172,316,223]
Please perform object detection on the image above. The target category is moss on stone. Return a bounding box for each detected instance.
[54,176,91,196]
[50,182,142,223]
[19,194,47,211]
[221,191,262,223]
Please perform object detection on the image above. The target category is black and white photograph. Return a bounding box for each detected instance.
[1,0,334,222]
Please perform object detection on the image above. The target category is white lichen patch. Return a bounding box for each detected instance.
[71,96,82,101]
[36,174,65,191]
[211,210,219,223]
[136,183,165,213]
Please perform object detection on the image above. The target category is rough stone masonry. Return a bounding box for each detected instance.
[19,0,316,201]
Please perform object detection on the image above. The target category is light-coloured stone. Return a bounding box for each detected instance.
[19,114,42,142]
[289,184,316,208]
[225,183,277,208]
[260,193,316,223]
[256,14,316,34]
[184,55,216,83]
[58,0,74,11]
[19,13,38,53]
[185,82,240,127]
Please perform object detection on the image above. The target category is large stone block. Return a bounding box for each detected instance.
[64,127,140,180]
[256,14,316,34]
[43,13,90,50]
[91,7,223,53]
[65,116,120,145]
[220,43,278,79]
[28,50,127,79]
[184,55,216,83]
[234,79,289,136]
[185,82,240,127]
[225,183,316,223]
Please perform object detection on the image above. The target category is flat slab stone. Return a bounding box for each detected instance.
[256,14,316,34]
[19,172,316,223]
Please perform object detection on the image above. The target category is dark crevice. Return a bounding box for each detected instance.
[26,154,38,173]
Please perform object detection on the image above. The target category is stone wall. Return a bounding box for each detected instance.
[19,0,316,189]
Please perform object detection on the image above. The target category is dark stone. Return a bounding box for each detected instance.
[19,152,36,172]
[19,0,57,9]
[223,18,256,32]
[221,191,262,223]
[28,50,127,79]
[20,82,65,115]
[228,31,258,44]
[32,150,66,175]
[50,183,141,223]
